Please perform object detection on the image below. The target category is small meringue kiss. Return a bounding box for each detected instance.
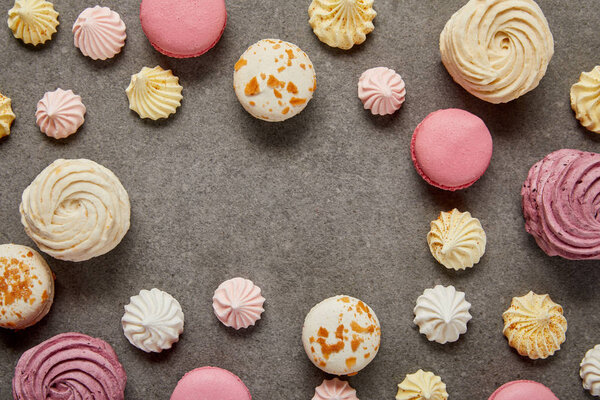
[36,89,86,139]
[358,67,406,115]
[73,6,126,60]
[212,277,265,329]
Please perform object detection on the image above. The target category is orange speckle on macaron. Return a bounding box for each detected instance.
[290,97,307,106]
[286,82,298,94]
[244,77,260,96]
[234,58,247,71]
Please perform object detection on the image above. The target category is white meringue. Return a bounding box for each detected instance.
[358,67,406,116]
[126,66,183,120]
[36,89,86,139]
[0,92,16,139]
[73,6,126,60]
[212,277,265,329]
[413,285,472,344]
[581,345,600,396]
[7,0,59,45]
[571,66,600,134]
[122,288,184,353]
[313,378,359,400]
[396,370,448,400]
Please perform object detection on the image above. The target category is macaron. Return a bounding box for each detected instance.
[171,367,251,400]
[488,380,558,400]
[411,108,493,191]
[140,0,226,58]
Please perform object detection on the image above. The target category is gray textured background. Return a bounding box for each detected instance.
[1,0,599,398]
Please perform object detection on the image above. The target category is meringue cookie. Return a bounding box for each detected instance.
[126,66,183,120]
[358,67,406,116]
[0,92,16,139]
[581,344,600,396]
[20,159,131,262]
[302,295,381,375]
[440,0,553,103]
[7,0,59,45]
[0,244,54,329]
[212,277,265,329]
[427,209,486,270]
[122,288,184,353]
[73,6,126,60]
[396,370,448,400]
[503,291,567,360]
[308,0,376,50]
[570,66,600,134]
[313,378,359,400]
[36,88,86,139]
[413,285,472,344]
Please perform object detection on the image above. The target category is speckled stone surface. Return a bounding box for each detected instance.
[1,0,599,399]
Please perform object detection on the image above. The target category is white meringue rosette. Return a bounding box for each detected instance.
[581,345,600,396]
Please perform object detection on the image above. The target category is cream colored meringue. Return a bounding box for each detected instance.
[440,0,554,103]
[427,209,486,270]
[0,93,16,139]
[396,370,448,400]
[503,291,567,359]
[308,0,376,50]
[581,345,600,396]
[122,288,184,353]
[414,285,472,344]
[20,159,131,262]
[358,67,406,116]
[313,378,359,400]
[7,0,59,45]
[36,89,86,139]
[126,66,183,120]
[571,66,600,134]
[212,277,265,329]
[73,6,126,60]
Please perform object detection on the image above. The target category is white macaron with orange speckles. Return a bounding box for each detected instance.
[233,39,316,122]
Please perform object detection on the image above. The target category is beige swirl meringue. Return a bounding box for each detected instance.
[212,277,265,329]
[581,345,600,396]
[20,159,131,262]
[7,0,59,45]
[122,288,184,353]
[440,0,554,104]
[0,92,16,139]
[36,88,86,139]
[571,66,600,134]
[358,67,406,116]
[396,370,448,400]
[313,378,359,400]
[308,0,376,50]
[73,6,126,60]
[503,291,567,359]
[427,209,486,270]
[126,66,183,120]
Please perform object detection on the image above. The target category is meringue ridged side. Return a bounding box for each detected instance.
[396,370,448,400]
[126,66,183,120]
[570,66,600,134]
[36,88,86,139]
[7,0,59,45]
[213,277,265,329]
[358,67,406,116]
[0,93,16,139]
[580,345,600,396]
[73,6,126,60]
[312,378,359,400]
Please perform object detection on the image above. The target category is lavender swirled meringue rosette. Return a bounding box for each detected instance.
[12,332,127,400]
[522,149,600,260]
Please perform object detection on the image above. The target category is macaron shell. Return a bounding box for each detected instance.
[140,0,226,58]
[170,367,251,400]
[489,380,558,400]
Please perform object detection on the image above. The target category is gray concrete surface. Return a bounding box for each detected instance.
[1,0,599,398]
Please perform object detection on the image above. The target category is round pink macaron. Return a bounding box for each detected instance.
[489,380,558,400]
[170,367,251,400]
[411,108,493,191]
[140,0,226,58]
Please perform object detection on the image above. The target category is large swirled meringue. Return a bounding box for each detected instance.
[122,288,184,353]
[126,66,183,120]
[308,0,376,50]
[522,149,600,260]
[20,159,131,262]
[396,370,448,400]
[503,291,567,360]
[73,6,126,60]
[413,285,472,344]
[0,92,16,139]
[12,332,127,400]
[7,0,59,45]
[313,378,359,400]
[213,277,265,329]
[358,67,406,116]
[571,66,600,134]
[581,345,600,396]
[36,88,86,139]
[427,209,486,270]
[440,0,554,104]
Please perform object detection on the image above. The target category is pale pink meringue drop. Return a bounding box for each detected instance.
[212,277,265,329]
[313,378,359,400]
[73,6,126,60]
[358,67,406,115]
[36,89,86,139]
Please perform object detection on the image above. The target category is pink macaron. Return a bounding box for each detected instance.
[411,108,493,191]
[170,367,251,400]
[489,380,558,400]
[140,0,227,58]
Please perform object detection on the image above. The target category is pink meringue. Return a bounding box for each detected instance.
[313,378,359,400]
[36,89,86,139]
[212,277,265,329]
[73,6,126,60]
[358,67,406,115]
